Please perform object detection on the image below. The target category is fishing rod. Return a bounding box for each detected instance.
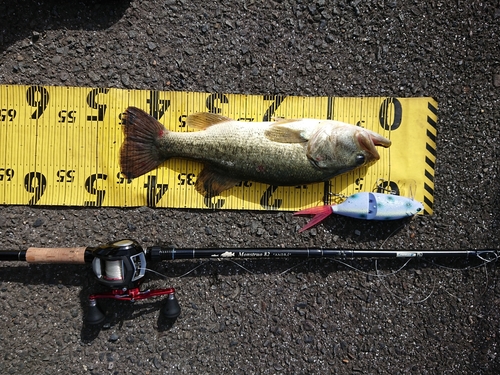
[0,239,497,325]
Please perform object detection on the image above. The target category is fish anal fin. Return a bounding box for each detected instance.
[186,112,233,130]
[264,125,308,144]
[195,166,241,197]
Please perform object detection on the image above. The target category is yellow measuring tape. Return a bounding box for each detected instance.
[0,85,437,212]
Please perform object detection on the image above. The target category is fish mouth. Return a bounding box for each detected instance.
[356,131,392,160]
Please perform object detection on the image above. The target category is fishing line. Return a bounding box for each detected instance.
[441,287,463,302]
[143,267,169,279]
[103,260,124,280]
[429,251,498,271]
[177,260,211,278]
[173,259,257,278]
[375,178,396,194]
[225,259,257,275]
[371,254,497,304]
[278,260,310,275]
[378,277,437,304]
[480,262,491,298]
[374,258,437,304]
[423,252,497,298]
[141,256,495,311]
[379,223,410,249]
[434,256,495,299]
[158,252,496,308]
[176,259,259,278]
[329,257,414,278]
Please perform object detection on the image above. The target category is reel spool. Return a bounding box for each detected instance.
[90,239,146,289]
[85,239,180,325]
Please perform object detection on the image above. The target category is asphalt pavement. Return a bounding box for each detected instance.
[0,1,499,374]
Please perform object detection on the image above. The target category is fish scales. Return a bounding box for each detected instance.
[159,122,331,186]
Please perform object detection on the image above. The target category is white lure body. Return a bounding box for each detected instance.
[332,192,423,220]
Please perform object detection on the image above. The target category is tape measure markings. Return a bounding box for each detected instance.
[0,85,436,211]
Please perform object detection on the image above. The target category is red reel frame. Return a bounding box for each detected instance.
[85,239,180,325]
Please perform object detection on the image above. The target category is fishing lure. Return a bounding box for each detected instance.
[294,192,424,233]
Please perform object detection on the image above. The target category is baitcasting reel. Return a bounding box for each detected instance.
[85,239,180,325]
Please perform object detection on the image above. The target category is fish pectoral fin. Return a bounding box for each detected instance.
[195,166,241,197]
[264,125,308,143]
[186,112,233,130]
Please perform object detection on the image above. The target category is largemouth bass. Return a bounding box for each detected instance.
[120,107,391,197]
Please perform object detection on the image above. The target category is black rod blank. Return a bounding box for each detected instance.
[0,245,497,264]
[0,251,27,261]
[147,246,496,262]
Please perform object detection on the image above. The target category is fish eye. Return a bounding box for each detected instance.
[355,154,365,165]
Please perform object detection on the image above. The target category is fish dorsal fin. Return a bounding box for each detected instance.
[186,112,233,130]
[264,124,308,143]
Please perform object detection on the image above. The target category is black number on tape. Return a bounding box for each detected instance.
[0,168,15,181]
[376,180,400,195]
[144,176,168,207]
[86,88,109,121]
[206,93,229,114]
[147,90,170,120]
[58,110,76,123]
[237,181,253,188]
[26,86,49,119]
[204,196,225,209]
[260,185,282,210]
[24,171,47,205]
[262,95,286,122]
[326,97,334,120]
[0,108,16,121]
[379,97,402,131]
[178,114,187,128]
[323,181,332,205]
[116,172,131,184]
[355,177,364,191]
[56,169,75,183]
[177,173,195,186]
[84,173,107,206]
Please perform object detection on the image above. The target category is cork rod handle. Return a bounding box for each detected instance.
[25,247,88,264]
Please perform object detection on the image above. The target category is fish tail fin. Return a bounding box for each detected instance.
[293,205,333,233]
[120,107,169,179]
